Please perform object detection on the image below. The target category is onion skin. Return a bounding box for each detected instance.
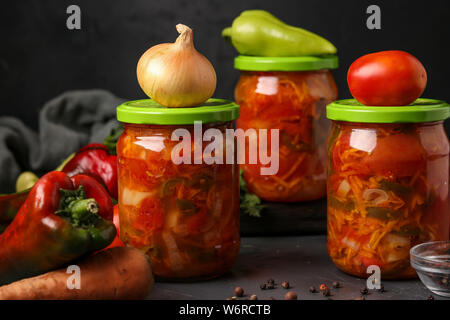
[137,24,217,107]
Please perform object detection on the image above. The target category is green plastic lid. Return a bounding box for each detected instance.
[234,55,338,71]
[116,98,239,125]
[327,98,450,123]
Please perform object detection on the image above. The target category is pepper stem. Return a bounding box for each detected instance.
[56,186,100,228]
[69,198,99,216]
[222,27,232,44]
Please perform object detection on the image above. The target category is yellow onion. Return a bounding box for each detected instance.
[137,24,217,107]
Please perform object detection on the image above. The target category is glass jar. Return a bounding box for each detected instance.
[116,99,240,281]
[326,99,450,279]
[234,55,338,202]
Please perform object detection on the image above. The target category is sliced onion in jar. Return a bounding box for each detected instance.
[362,188,389,205]
[161,232,186,272]
[381,233,411,263]
[384,233,411,248]
[342,236,360,251]
[121,187,155,206]
[336,179,351,198]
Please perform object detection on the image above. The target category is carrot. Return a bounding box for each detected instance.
[0,247,153,300]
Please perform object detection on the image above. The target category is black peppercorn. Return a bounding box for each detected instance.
[281,281,290,289]
[267,278,275,286]
[332,281,341,289]
[260,283,267,290]
[234,287,244,297]
[378,284,385,293]
[285,291,298,300]
[309,286,317,293]
[360,287,369,295]
[267,283,275,290]
[322,287,331,297]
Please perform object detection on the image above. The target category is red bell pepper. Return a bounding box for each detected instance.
[0,168,115,232]
[0,171,116,285]
[62,143,118,199]
[0,190,29,234]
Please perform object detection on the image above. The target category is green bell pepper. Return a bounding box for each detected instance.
[222,10,337,56]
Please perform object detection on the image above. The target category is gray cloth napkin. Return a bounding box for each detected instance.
[0,89,124,193]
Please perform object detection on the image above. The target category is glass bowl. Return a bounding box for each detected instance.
[410,241,450,297]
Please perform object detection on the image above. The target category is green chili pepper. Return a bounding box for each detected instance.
[391,224,421,236]
[379,180,412,197]
[328,196,354,211]
[162,174,213,197]
[161,178,186,197]
[176,199,198,215]
[222,10,337,56]
[367,207,402,221]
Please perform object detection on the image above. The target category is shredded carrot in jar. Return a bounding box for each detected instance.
[236,70,338,202]
[327,122,449,279]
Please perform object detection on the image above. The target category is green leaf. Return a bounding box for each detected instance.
[240,170,265,218]
[103,124,124,155]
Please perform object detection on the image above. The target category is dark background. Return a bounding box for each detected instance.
[0,0,449,132]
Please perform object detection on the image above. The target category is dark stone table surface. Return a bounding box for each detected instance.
[240,199,327,236]
[148,235,448,300]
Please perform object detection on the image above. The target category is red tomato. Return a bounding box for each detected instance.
[347,50,427,106]
[361,133,426,177]
[360,256,384,269]
[134,198,164,232]
[105,205,124,249]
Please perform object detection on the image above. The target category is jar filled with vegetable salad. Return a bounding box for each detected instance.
[234,55,338,202]
[116,99,240,281]
[326,99,449,279]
